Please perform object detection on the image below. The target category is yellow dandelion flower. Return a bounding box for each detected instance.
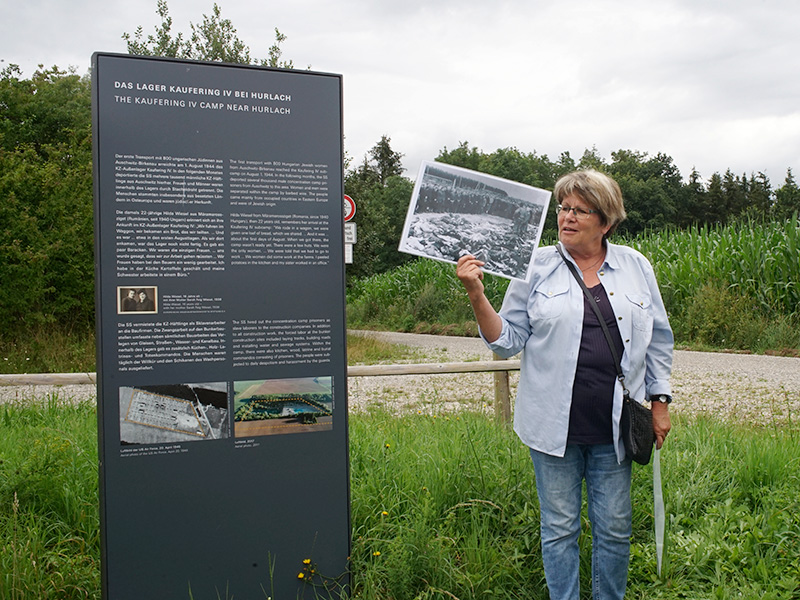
[373,551,381,557]
[381,510,388,516]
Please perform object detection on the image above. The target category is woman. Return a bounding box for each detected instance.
[457,170,672,599]
[122,288,138,312]
[136,289,155,312]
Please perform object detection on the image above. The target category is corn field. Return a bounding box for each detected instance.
[631,214,800,317]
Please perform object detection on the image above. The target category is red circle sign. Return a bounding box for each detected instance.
[344,194,356,221]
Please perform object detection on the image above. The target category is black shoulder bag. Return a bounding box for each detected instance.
[556,245,654,465]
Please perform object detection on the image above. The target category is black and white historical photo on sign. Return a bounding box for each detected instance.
[233,376,333,437]
[399,161,551,281]
[119,382,230,445]
[117,286,158,314]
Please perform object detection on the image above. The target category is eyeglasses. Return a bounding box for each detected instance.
[557,204,598,220]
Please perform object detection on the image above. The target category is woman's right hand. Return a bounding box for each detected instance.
[456,254,502,342]
[456,254,486,297]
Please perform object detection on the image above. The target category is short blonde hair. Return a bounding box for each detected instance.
[553,170,627,237]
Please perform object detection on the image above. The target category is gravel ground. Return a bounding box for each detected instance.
[347,331,800,426]
[3,331,799,427]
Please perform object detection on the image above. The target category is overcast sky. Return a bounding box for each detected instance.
[3,0,799,185]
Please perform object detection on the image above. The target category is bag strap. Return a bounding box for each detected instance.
[555,244,629,397]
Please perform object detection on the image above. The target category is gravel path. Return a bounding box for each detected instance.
[347,331,800,426]
[4,331,799,427]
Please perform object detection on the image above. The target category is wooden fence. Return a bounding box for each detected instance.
[0,358,521,423]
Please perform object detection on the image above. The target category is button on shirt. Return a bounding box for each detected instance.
[482,242,673,462]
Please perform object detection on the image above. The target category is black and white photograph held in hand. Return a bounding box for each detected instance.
[399,161,551,281]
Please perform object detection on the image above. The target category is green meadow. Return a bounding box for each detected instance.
[3,361,799,598]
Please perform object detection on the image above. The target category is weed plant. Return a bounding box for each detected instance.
[3,398,799,599]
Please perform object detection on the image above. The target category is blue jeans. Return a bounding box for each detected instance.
[530,445,632,600]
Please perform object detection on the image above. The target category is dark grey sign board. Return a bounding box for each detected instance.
[92,53,349,599]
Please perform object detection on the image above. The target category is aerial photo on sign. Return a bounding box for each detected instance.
[399,161,551,281]
[233,376,334,437]
[119,382,230,445]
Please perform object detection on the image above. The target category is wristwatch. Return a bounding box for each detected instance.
[651,394,672,404]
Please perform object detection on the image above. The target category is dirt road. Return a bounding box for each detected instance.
[3,331,799,426]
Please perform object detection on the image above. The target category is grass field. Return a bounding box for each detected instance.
[2,390,799,599]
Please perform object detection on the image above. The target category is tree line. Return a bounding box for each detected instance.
[344,138,800,281]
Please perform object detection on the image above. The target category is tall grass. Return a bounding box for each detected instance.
[3,397,799,599]
[0,396,100,599]
[351,409,800,599]
[0,327,96,375]
[346,259,507,335]
[347,217,800,353]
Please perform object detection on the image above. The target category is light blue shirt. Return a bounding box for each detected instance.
[482,242,673,461]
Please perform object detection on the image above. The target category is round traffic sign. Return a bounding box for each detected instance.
[344,194,356,221]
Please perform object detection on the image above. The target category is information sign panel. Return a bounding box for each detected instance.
[92,53,349,599]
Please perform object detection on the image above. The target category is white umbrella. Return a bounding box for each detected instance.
[653,447,665,576]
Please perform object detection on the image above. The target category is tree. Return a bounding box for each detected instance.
[0,64,91,153]
[123,0,294,68]
[436,141,484,172]
[0,3,300,338]
[367,135,405,186]
[607,150,682,235]
[745,171,772,219]
[679,167,707,227]
[722,169,747,219]
[344,174,414,281]
[578,146,606,171]
[774,169,800,219]
[121,0,186,59]
[554,151,577,180]
[0,66,93,335]
[344,137,413,280]
[185,3,253,64]
[703,173,725,225]
[437,143,559,188]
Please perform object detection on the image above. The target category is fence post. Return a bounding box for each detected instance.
[493,352,511,425]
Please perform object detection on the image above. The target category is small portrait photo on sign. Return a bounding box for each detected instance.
[119,382,230,446]
[234,376,334,437]
[117,286,158,314]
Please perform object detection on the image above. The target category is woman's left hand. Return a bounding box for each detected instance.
[651,402,671,449]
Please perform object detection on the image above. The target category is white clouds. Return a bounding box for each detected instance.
[2,0,799,181]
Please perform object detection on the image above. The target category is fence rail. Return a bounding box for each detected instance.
[0,373,97,386]
[0,359,521,422]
